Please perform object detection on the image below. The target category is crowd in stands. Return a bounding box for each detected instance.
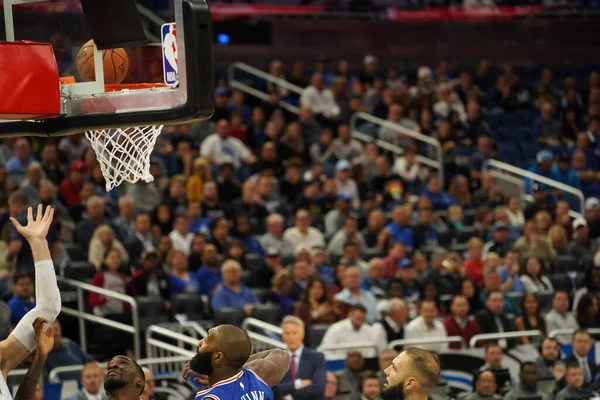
[2,55,600,397]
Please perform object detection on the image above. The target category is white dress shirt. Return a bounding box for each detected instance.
[83,389,105,400]
[371,316,404,353]
[545,309,580,344]
[404,316,448,353]
[200,134,251,168]
[320,318,377,359]
[300,86,340,117]
[282,227,325,250]
[169,230,194,256]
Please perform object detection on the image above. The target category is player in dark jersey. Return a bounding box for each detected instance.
[104,355,146,400]
[183,324,290,400]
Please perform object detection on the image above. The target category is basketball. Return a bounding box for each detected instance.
[75,39,129,84]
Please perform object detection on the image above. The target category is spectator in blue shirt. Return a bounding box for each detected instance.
[5,138,33,177]
[334,266,381,324]
[232,215,264,255]
[526,150,555,194]
[384,204,414,247]
[211,259,259,315]
[194,244,222,295]
[168,250,200,295]
[45,320,94,379]
[7,272,34,326]
[551,152,581,189]
[420,175,457,211]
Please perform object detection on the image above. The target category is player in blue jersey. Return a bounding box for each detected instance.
[183,324,290,400]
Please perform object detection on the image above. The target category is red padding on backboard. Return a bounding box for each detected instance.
[0,41,60,120]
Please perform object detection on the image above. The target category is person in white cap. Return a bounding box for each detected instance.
[569,218,597,260]
[585,198,600,239]
[334,159,361,209]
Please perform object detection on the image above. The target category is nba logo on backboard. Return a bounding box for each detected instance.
[161,23,178,87]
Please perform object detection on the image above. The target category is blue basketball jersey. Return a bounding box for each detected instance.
[195,369,273,400]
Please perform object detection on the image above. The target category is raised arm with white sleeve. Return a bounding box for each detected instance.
[0,205,61,379]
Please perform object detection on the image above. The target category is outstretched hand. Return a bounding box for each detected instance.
[183,362,209,386]
[10,205,54,242]
[32,317,54,357]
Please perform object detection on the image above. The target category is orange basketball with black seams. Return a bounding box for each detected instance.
[75,39,129,84]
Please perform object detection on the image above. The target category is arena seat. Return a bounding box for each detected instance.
[456,227,479,243]
[364,248,385,260]
[137,296,169,329]
[241,269,254,287]
[251,303,282,325]
[307,324,329,349]
[246,254,266,272]
[65,261,97,282]
[536,291,554,314]
[63,242,87,262]
[549,273,573,293]
[171,292,204,320]
[213,307,246,327]
[252,288,272,302]
[552,255,577,273]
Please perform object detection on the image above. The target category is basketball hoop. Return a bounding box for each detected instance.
[85,83,166,191]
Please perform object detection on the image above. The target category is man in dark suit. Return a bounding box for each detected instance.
[275,316,327,400]
[565,329,598,388]
[474,290,517,348]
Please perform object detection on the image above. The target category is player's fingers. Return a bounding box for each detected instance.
[36,204,43,221]
[9,217,23,230]
[27,207,33,223]
[43,205,52,222]
[46,325,54,337]
[49,207,54,223]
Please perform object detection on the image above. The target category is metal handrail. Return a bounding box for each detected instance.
[49,362,105,383]
[548,328,600,339]
[349,112,444,183]
[388,336,465,349]
[242,317,283,336]
[229,62,304,95]
[57,276,140,359]
[48,356,191,383]
[317,341,377,353]
[179,321,209,338]
[7,368,27,378]
[469,329,543,348]
[247,331,287,350]
[227,62,440,182]
[483,159,585,212]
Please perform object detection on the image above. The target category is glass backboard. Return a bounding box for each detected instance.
[0,0,214,137]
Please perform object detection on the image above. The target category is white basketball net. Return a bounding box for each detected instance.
[85,125,164,191]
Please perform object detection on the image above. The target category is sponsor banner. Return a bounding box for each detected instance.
[387,5,545,21]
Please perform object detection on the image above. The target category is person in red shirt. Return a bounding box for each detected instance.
[463,237,485,287]
[442,294,481,349]
[58,160,86,206]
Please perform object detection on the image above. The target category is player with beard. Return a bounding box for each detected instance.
[183,324,290,400]
[104,355,146,400]
[381,348,440,400]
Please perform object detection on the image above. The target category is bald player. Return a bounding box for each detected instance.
[381,348,440,400]
[104,355,146,400]
[184,324,290,400]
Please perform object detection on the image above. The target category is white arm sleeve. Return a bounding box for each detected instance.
[11,260,61,350]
